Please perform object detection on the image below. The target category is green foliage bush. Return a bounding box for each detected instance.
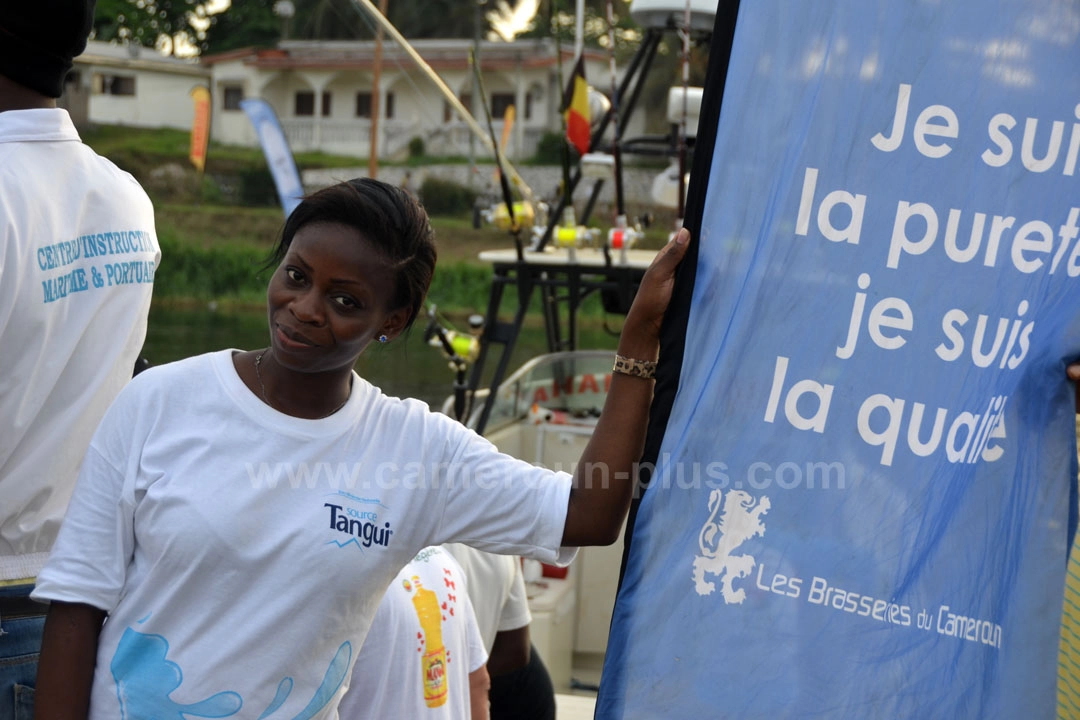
[532,130,570,165]
[152,229,493,312]
[153,231,270,302]
[428,263,493,313]
[408,136,426,159]
[200,175,226,204]
[238,167,279,207]
[419,177,478,217]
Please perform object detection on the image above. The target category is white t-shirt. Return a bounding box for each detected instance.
[339,546,487,719]
[0,108,159,581]
[34,350,573,720]
[444,544,532,652]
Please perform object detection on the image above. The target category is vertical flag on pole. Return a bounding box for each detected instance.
[499,104,515,156]
[240,98,304,217]
[493,104,516,186]
[562,56,590,155]
[188,86,211,173]
[597,1,1080,718]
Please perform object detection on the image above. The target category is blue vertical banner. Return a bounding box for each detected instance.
[240,98,304,217]
[600,1,1080,718]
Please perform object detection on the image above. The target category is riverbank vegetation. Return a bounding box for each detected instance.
[83,125,664,320]
[150,204,535,316]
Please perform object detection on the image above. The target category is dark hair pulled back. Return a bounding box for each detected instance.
[269,178,437,330]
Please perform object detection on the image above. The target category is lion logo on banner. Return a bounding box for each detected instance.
[692,489,771,603]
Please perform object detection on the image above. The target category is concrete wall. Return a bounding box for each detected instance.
[88,71,206,130]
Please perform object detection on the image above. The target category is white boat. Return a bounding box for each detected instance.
[428,243,658,699]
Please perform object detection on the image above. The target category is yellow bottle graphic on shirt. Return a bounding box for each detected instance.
[408,575,448,708]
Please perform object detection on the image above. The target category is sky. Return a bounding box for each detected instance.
[487,0,543,41]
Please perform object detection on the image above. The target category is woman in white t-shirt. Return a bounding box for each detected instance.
[31,178,691,720]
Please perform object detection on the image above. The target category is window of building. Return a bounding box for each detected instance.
[356,92,371,118]
[446,93,472,123]
[110,76,136,96]
[93,73,136,96]
[295,91,315,116]
[223,85,244,111]
[524,92,532,120]
[385,92,395,119]
[321,91,332,117]
[491,93,515,120]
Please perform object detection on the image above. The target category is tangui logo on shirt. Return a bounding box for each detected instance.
[324,503,393,548]
[692,488,771,604]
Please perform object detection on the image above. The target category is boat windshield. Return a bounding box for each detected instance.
[472,351,615,433]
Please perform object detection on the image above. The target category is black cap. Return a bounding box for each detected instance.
[0,0,97,98]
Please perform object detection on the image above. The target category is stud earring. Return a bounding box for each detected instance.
[378,334,388,343]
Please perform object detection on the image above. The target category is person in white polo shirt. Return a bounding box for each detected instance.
[445,544,556,720]
[0,1,159,716]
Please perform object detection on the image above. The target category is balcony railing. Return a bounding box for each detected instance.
[276,118,543,159]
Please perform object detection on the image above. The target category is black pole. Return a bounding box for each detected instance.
[618,0,744,583]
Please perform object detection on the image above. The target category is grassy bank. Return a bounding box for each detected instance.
[152,204,529,317]
[81,125,655,320]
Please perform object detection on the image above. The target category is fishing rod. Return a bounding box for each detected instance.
[470,46,525,261]
[605,0,644,263]
[422,305,482,422]
[348,0,534,206]
[607,0,624,224]
[551,5,601,262]
[554,1,574,235]
[675,0,692,232]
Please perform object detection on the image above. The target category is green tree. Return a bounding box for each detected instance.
[198,0,498,51]
[516,0,635,50]
[291,0,376,41]
[97,0,665,58]
[93,0,212,55]
[289,0,494,40]
[201,0,281,54]
[385,0,491,39]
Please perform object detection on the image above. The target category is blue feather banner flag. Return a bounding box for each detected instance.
[240,98,304,217]
[599,1,1080,717]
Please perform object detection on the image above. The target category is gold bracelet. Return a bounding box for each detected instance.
[613,354,657,379]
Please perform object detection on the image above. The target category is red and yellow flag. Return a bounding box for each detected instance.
[562,56,590,155]
[189,86,211,173]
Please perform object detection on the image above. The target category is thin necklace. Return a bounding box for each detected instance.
[254,349,350,418]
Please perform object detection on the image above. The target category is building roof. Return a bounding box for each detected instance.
[75,40,210,78]
[200,38,606,73]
